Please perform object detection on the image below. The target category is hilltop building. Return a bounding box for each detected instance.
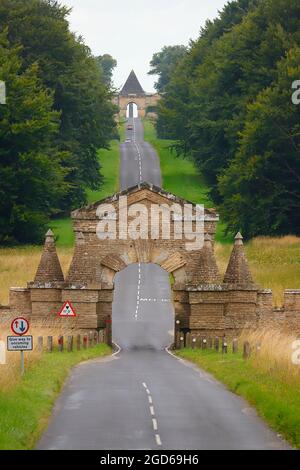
[113,70,160,119]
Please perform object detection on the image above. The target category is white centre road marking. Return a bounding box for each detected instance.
[134,263,142,320]
[142,382,162,447]
[132,118,143,183]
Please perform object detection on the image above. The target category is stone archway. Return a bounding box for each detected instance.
[126,102,138,118]
[65,183,220,341]
[112,70,160,119]
[112,261,175,350]
[98,246,188,344]
[16,182,273,344]
[99,247,187,289]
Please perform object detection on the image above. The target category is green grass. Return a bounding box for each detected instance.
[177,349,300,449]
[50,137,121,247]
[143,120,212,206]
[143,119,232,243]
[50,217,74,248]
[0,344,111,450]
[86,140,120,203]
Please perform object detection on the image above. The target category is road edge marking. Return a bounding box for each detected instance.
[112,342,122,357]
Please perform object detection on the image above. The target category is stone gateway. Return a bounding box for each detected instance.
[1,182,299,342]
[113,70,160,119]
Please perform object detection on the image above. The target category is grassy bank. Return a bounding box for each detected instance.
[143,119,232,243]
[0,342,110,450]
[177,329,300,449]
[143,119,212,206]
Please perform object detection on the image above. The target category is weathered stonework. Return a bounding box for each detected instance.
[1,184,299,339]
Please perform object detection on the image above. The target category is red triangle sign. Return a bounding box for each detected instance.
[58,301,76,317]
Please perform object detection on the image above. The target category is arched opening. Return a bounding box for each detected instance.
[112,263,174,350]
[126,102,138,119]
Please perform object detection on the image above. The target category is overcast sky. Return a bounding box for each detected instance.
[63,0,229,92]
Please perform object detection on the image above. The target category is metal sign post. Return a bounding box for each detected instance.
[20,350,25,376]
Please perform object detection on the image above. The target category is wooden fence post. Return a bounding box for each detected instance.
[94,331,99,346]
[99,330,104,344]
[207,338,213,349]
[191,337,197,349]
[83,334,88,350]
[243,341,251,359]
[179,335,184,350]
[76,334,81,351]
[89,331,93,348]
[215,337,220,352]
[105,317,112,346]
[37,336,43,352]
[175,330,181,349]
[47,336,53,353]
[186,332,191,348]
[58,335,64,352]
[222,340,228,354]
[67,336,73,352]
[232,339,238,354]
[202,338,207,350]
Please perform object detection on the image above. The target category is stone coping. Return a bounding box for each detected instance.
[71,182,219,219]
[186,284,259,292]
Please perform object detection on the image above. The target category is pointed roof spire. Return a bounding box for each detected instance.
[34,230,64,283]
[120,70,145,96]
[224,232,253,286]
[234,232,243,245]
[66,232,87,283]
[194,233,221,284]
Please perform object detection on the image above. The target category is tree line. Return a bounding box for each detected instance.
[0,0,117,244]
[151,0,300,238]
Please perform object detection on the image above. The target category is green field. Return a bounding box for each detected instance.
[0,344,110,450]
[177,348,300,449]
[143,120,212,206]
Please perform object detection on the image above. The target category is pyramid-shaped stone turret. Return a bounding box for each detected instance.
[34,230,64,283]
[194,234,221,284]
[224,232,253,286]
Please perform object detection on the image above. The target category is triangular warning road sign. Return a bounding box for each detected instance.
[58,301,76,317]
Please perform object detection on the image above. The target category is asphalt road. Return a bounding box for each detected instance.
[37,118,289,450]
[120,118,162,190]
